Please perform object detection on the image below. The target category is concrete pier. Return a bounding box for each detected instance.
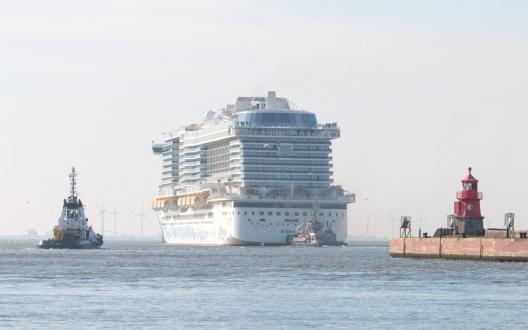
[389,237,528,261]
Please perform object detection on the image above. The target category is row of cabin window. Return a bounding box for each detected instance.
[237,210,344,217]
[246,219,338,225]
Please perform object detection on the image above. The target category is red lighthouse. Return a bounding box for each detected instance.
[453,167,485,236]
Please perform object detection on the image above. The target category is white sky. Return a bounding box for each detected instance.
[1,0,527,237]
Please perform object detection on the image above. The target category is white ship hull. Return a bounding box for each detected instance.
[158,203,347,246]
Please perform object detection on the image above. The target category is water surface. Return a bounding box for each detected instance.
[1,240,526,329]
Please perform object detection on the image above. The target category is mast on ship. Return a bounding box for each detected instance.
[65,167,82,207]
[69,167,78,202]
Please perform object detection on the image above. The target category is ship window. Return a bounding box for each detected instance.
[260,211,264,215]
[276,212,281,216]
[237,211,240,215]
[260,219,266,222]
[285,212,290,216]
[336,213,339,217]
[294,212,299,216]
[252,211,255,215]
[236,112,317,128]
[328,212,331,217]
[302,212,307,216]
[320,212,324,216]
[268,211,272,216]
[244,211,247,215]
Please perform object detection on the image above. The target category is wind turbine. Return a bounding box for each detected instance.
[358,210,374,238]
[97,204,106,234]
[131,205,148,237]
[365,210,373,238]
[106,208,117,236]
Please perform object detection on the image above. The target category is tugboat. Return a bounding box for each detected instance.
[288,219,344,246]
[38,168,103,249]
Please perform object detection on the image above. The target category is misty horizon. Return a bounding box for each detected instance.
[2,1,527,237]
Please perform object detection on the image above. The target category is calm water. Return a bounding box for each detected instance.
[1,239,527,330]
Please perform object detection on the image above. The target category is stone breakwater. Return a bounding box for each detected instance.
[389,238,528,261]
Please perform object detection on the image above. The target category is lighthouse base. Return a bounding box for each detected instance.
[455,216,485,237]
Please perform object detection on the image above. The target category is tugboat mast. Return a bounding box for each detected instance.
[69,167,77,202]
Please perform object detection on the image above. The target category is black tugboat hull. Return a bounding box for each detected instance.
[38,239,103,249]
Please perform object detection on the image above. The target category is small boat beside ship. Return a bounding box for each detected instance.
[288,219,345,247]
[38,168,103,249]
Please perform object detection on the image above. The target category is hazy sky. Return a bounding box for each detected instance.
[1,0,527,237]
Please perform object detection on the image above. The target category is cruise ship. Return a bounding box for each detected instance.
[152,91,354,245]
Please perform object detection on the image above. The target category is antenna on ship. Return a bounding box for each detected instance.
[69,167,78,201]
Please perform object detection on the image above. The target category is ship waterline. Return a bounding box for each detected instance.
[152,91,354,245]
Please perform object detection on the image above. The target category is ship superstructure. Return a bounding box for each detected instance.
[152,91,354,245]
